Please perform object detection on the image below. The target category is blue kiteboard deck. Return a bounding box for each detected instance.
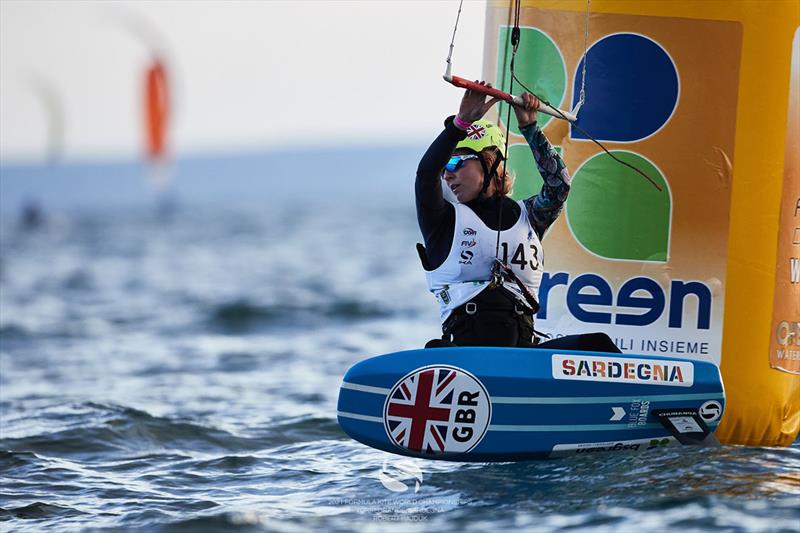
[337,347,725,461]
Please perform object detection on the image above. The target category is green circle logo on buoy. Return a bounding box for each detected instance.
[567,151,671,262]
[496,26,567,134]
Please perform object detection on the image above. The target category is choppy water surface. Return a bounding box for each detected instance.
[1,204,798,532]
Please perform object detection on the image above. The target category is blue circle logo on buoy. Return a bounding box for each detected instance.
[383,366,491,455]
[571,32,679,142]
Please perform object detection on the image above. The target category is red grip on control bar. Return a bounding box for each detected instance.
[447,75,521,105]
[444,74,577,122]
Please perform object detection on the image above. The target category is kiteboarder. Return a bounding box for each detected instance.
[417,81,620,353]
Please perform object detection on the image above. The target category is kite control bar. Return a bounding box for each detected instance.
[443,71,577,123]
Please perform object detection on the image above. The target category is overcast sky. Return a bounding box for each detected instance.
[0,0,487,162]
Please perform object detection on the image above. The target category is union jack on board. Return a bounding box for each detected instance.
[385,368,458,454]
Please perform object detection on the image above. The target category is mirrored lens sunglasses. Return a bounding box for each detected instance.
[444,154,479,173]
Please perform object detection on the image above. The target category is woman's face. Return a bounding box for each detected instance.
[442,151,490,203]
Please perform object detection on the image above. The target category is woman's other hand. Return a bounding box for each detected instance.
[513,92,540,128]
[457,81,500,124]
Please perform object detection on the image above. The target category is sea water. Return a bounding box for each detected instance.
[0,156,798,532]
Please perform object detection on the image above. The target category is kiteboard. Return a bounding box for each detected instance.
[337,347,725,461]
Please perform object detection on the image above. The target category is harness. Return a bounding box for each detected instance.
[440,282,551,346]
[419,241,549,345]
[488,257,539,313]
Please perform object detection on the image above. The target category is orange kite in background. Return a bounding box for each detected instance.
[144,58,169,161]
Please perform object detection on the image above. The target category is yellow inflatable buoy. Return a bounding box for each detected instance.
[479,0,799,446]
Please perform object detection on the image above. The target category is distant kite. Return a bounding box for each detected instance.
[144,58,169,162]
[101,7,176,193]
[27,75,65,163]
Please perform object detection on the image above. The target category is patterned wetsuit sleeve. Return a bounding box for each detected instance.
[519,122,571,239]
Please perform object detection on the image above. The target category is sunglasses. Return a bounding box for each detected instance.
[443,154,479,173]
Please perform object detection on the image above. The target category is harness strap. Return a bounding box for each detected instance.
[489,259,540,313]
[442,284,535,333]
[442,297,533,336]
